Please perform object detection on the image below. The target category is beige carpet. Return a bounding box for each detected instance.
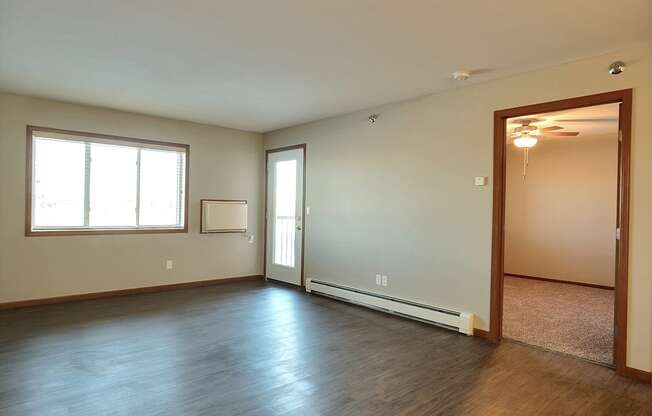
[503,276,614,365]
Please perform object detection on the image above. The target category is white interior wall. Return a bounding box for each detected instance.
[505,134,618,287]
[264,44,651,372]
[0,93,265,303]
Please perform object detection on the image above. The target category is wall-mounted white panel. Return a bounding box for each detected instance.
[201,200,247,233]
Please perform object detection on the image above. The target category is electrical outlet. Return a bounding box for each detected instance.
[166,260,173,270]
[375,274,382,285]
[381,275,388,286]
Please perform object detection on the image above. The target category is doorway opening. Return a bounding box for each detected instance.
[504,103,620,365]
[264,144,306,286]
[490,90,632,376]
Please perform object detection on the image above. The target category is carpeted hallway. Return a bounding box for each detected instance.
[503,275,614,365]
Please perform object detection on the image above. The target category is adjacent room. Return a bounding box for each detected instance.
[0,1,650,415]
[503,104,619,365]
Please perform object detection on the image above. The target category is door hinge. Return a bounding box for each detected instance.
[618,130,623,142]
[616,228,621,240]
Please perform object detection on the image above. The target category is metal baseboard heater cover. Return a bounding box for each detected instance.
[306,279,474,335]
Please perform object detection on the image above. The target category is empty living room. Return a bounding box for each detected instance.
[0,1,651,415]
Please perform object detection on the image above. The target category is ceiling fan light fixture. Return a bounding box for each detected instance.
[513,135,538,148]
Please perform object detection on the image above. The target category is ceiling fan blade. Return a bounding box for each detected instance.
[539,126,563,131]
[555,118,618,123]
[543,131,580,137]
[510,117,545,126]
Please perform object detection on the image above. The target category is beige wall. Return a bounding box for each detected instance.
[505,135,618,287]
[0,93,264,302]
[264,44,651,372]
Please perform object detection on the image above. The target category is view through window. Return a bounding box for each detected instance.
[28,127,188,234]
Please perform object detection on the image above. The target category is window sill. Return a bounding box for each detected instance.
[25,227,188,237]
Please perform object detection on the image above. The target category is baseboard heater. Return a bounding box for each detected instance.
[306,278,474,335]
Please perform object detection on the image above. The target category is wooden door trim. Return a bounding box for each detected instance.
[490,89,633,378]
[264,144,307,287]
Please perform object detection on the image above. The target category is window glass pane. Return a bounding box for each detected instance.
[89,143,138,227]
[273,160,296,267]
[33,138,85,227]
[30,130,186,233]
[139,149,183,226]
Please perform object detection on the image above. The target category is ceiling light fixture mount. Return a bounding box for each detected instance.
[452,70,470,81]
[368,114,379,124]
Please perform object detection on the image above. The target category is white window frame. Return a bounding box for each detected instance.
[26,126,189,236]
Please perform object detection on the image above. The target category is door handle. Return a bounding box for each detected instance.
[296,225,302,230]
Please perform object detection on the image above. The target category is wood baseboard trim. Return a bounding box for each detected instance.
[623,366,652,384]
[505,273,614,290]
[473,329,492,340]
[0,275,264,310]
[265,277,304,289]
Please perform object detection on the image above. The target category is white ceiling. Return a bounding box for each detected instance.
[0,1,649,132]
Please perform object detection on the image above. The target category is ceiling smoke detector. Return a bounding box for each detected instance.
[452,70,470,81]
[608,61,625,75]
[368,114,379,123]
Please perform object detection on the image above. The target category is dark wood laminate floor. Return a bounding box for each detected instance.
[0,281,650,416]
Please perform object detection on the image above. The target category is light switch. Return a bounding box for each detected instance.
[474,176,488,186]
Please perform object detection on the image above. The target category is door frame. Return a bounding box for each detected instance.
[489,89,633,377]
[264,144,307,287]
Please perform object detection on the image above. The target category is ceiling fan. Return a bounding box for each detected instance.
[508,118,579,180]
[510,118,579,148]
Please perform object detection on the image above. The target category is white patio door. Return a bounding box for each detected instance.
[266,147,304,285]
